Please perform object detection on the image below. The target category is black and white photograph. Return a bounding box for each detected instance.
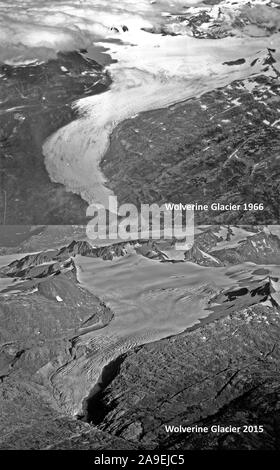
[0,0,280,457]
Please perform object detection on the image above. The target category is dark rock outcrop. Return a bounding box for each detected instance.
[210,276,280,312]
[184,244,222,266]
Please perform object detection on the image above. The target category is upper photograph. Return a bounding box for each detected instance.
[0,0,280,225]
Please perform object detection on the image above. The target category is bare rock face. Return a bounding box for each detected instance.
[184,244,222,266]
[0,251,114,365]
[57,240,130,261]
[144,2,280,40]
[91,304,280,450]
[194,227,224,252]
[0,247,116,450]
[211,231,280,264]
[181,227,280,266]
[0,250,60,277]
[0,378,137,450]
[0,239,172,271]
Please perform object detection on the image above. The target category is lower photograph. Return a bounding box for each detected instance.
[0,224,279,451]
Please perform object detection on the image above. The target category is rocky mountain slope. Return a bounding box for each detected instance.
[101,48,280,224]
[145,0,280,40]
[0,51,111,224]
[94,303,280,450]
[1,226,279,273]
[188,226,280,265]
[0,225,279,450]
[0,246,118,449]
